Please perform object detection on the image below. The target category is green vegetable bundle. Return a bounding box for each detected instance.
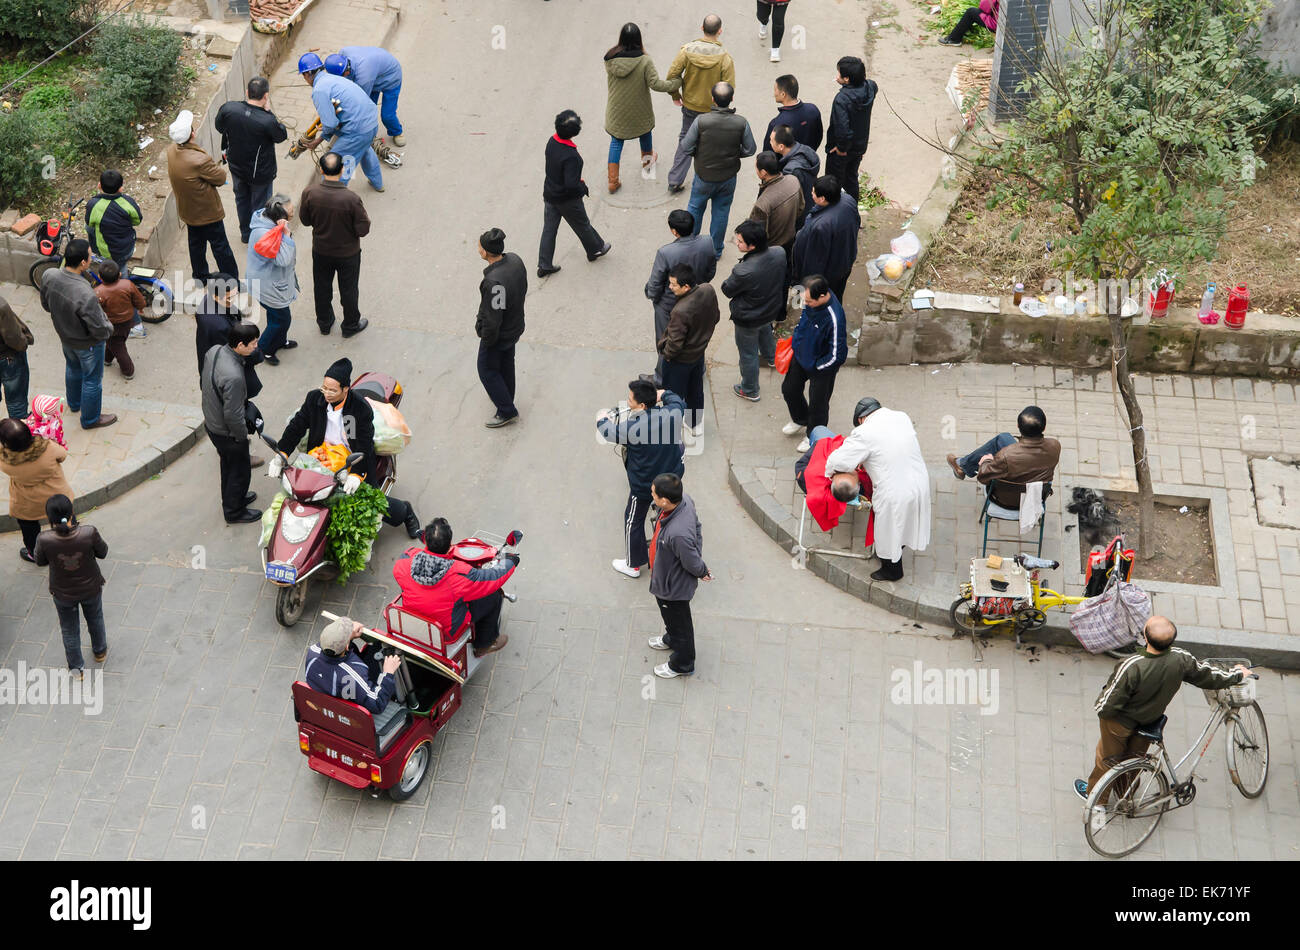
[324,483,388,583]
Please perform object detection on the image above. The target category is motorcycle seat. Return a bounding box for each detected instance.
[373,700,410,754]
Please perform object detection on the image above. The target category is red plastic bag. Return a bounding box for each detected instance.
[775,336,793,374]
[253,221,285,259]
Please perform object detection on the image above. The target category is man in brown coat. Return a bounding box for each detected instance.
[749,150,803,262]
[0,294,34,420]
[166,110,240,281]
[299,152,372,337]
[658,263,720,434]
[947,405,1062,507]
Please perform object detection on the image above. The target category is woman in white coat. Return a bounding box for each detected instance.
[824,397,931,580]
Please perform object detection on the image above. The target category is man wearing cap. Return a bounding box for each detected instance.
[304,616,402,713]
[272,358,422,538]
[475,228,527,428]
[325,47,405,147]
[166,110,240,282]
[823,397,931,581]
[297,53,384,192]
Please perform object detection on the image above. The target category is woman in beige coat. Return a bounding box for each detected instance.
[0,417,74,562]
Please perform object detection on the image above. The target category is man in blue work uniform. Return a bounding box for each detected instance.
[297,52,384,192]
[324,47,405,147]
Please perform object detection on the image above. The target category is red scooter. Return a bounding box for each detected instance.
[259,371,403,626]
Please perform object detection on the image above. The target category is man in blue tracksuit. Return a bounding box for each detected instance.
[304,616,402,713]
[326,47,404,146]
[781,274,846,450]
[298,53,384,192]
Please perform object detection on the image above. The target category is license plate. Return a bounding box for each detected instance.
[266,562,297,584]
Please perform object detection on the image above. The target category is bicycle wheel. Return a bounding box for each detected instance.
[949,597,982,635]
[1084,759,1170,858]
[132,276,174,323]
[28,257,59,289]
[1227,701,1269,799]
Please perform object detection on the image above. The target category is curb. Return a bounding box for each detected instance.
[727,453,1300,670]
[1,399,205,534]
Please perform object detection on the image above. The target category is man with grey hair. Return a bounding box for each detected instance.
[304,616,402,713]
[665,14,736,193]
[681,81,756,258]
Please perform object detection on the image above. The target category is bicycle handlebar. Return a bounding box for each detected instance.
[1016,554,1060,570]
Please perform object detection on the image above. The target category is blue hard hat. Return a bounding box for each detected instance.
[297,52,325,74]
[323,53,350,76]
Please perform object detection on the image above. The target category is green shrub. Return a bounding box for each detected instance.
[933,0,996,50]
[89,16,183,107]
[68,73,139,158]
[18,84,74,113]
[0,0,99,52]
[0,108,45,209]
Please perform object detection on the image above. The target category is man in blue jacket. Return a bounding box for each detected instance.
[326,47,405,147]
[781,275,846,452]
[304,616,402,713]
[298,53,384,192]
[597,379,686,579]
[791,175,860,302]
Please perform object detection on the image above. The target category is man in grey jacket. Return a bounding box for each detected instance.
[646,473,711,677]
[682,82,757,259]
[645,210,717,384]
[721,220,785,401]
[200,322,261,524]
[39,240,116,429]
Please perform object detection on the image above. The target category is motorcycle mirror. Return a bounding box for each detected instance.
[260,434,280,452]
[345,452,364,469]
[505,529,522,546]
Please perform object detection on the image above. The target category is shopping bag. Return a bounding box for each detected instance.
[1069,575,1151,653]
[253,220,285,259]
[775,336,793,374]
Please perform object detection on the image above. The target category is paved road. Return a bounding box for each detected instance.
[1,0,1297,860]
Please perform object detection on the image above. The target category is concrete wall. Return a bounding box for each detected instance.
[1261,0,1300,75]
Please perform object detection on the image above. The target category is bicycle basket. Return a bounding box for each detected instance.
[1201,657,1255,708]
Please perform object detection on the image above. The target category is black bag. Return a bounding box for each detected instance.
[244,400,264,434]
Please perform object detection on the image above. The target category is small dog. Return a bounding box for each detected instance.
[1066,487,1121,546]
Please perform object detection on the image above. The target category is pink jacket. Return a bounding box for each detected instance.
[978,0,1000,31]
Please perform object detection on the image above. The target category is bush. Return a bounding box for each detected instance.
[18,84,73,113]
[0,0,100,53]
[89,16,183,106]
[68,73,140,158]
[0,108,45,209]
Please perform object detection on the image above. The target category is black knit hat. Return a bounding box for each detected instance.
[479,228,505,255]
[324,358,353,386]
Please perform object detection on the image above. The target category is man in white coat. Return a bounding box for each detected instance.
[824,397,931,580]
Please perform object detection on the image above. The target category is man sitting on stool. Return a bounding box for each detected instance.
[946,405,1061,508]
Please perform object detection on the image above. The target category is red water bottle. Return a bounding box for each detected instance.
[1225,285,1248,330]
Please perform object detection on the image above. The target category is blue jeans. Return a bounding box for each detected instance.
[54,592,107,670]
[608,132,654,163]
[63,342,105,428]
[259,305,292,356]
[371,82,402,137]
[1,351,30,419]
[334,130,383,189]
[686,176,737,259]
[734,322,776,397]
[809,425,835,447]
[957,432,1016,477]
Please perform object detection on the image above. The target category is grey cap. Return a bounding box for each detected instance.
[320,616,353,653]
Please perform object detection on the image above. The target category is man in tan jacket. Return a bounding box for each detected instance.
[666,14,736,193]
[166,110,240,282]
[947,405,1061,508]
[749,151,803,256]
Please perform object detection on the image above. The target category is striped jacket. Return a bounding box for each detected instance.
[304,643,396,714]
[1094,647,1243,728]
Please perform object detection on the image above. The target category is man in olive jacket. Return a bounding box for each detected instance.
[1076,616,1251,799]
[166,110,240,281]
[475,228,528,428]
[658,263,720,433]
[682,82,756,258]
[646,473,711,678]
[300,152,372,336]
[666,14,736,192]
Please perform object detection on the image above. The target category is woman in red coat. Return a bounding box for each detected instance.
[756,0,794,62]
[939,0,999,45]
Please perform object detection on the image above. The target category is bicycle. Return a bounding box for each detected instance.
[28,197,175,323]
[1083,659,1267,858]
[950,552,1085,640]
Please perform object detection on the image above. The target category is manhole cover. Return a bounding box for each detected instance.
[1250,457,1300,529]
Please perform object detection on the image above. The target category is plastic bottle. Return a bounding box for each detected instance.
[1197,282,1216,321]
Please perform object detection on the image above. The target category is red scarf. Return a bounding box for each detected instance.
[552,134,576,147]
[648,506,666,572]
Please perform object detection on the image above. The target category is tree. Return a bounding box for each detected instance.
[971,0,1299,558]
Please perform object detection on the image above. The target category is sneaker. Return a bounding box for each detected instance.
[128,324,147,338]
[473,633,509,658]
[263,354,280,366]
[1073,779,1089,802]
[939,36,961,46]
[691,423,704,438]
[782,421,803,436]
[946,454,967,480]
[370,182,386,193]
[71,668,84,681]
[770,48,781,62]
[648,635,671,651]
[654,662,693,678]
[667,182,686,194]
[758,24,767,39]
[611,558,641,578]
[485,413,518,428]
[122,373,134,381]
[733,384,759,402]
[280,340,299,350]
[765,359,776,369]
[94,647,108,663]
[796,437,810,453]
[392,134,406,147]
[19,546,36,564]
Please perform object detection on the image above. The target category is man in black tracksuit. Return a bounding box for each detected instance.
[475,228,528,428]
[537,110,610,277]
[215,77,289,243]
[825,56,878,203]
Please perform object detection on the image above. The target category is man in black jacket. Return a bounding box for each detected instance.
[273,358,421,538]
[721,220,785,401]
[537,110,611,278]
[825,56,878,203]
[645,210,717,385]
[299,151,372,337]
[214,77,289,243]
[475,228,528,428]
[792,175,861,302]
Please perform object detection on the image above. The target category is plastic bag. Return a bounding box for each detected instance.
[367,397,411,455]
[253,220,285,259]
[258,491,288,548]
[1069,579,1151,654]
[890,230,921,261]
[309,442,351,472]
[775,336,793,374]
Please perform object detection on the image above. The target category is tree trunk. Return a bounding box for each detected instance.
[1107,301,1156,558]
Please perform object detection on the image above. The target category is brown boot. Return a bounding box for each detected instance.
[607,162,621,193]
[474,633,509,658]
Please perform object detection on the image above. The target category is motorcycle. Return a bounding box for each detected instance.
[258,371,404,626]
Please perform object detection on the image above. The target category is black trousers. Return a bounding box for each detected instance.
[756,1,789,46]
[187,221,240,282]
[946,6,985,43]
[656,598,696,672]
[828,270,850,303]
[313,251,363,331]
[477,340,518,418]
[826,147,867,203]
[624,492,653,569]
[381,495,415,529]
[17,518,40,554]
[781,360,838,437]
[207,427,252,520]
[231,175,273,243]
[538,198,604,268]
[661,356,705,429]
[469,590,505,648]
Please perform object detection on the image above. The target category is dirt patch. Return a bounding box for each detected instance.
[924,142,1300,316]
[1075,495,1219,587]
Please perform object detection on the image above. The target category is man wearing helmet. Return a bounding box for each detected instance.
[296,52,385,192]
[324,47,405,148]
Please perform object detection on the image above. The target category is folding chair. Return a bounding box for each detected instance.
[979,479,1052,557]
[794,479,874,561]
